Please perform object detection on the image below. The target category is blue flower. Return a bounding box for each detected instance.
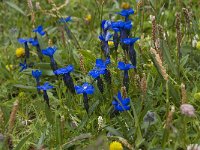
[54,65,75,93]
[59,16,72,23]
[29,38,43,61]
[42,46,57,71]
[18,38,32,58]
[88,68,106,79]
[75,82,94,113]
[95,58,111,85]
[18,38,30,44]
[112,21,124,29]
[99,32,113,58]
[54,65,74,75]
[37,82,53,107]
[95,58,110,69]
[33,25,46,36]
[117,8,134,17]
[37,82,53,91]
[75,82,94,95]
[29,38,39,46]
[118,61,134,92]
[32,70,42,81]
[101,20,112,32]
[112,91,130,112]
[42,46,57,57]
[19,60,28,72]
[99,32,113,42]
[122,38,140,67]
[122,38,140,45]
[117,8,134,21]
[117,61,135,70]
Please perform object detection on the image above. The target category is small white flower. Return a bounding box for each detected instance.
[192,34,199,48]
[150,15,155,22]
[187,144,200,150]
[98,116,103,131]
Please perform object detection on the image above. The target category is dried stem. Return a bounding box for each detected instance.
[150,48,168,81]
[8,100,19,133]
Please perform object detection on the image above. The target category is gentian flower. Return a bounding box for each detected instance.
[18,38,31,58]
[112,21,132,52]
[54,65,75,93]
[112,91,130,111]
[101,20,112,34]
[29,38,43,61]
[32,70,42,88]
[120,21,132,40]
[122,38,140,67]
[37,82,53,107]
[19,59,28,72]
[88,68,105,93]
[75,82,94,113]
[111,26,120,51]
[33,25,46,36]
[117,8,134,21]
[42,46,58,71]
[118,61,135,91]
[95,58,111,84]
[59,16,71,23]
[99,32,112,58]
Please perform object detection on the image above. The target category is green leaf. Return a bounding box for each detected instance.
[13,84,36,91]
[36,133,45,150]
[180,54,189,68]
[105,126,123,137]
[162,42,178,76]
[5,1,26,16]
[45,105,54,124]
[62,133,91,149]
[0,62,12,79]
[14,133,33,150]
[88,99,99,115]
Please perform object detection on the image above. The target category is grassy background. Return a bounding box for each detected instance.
[0,0,200,149]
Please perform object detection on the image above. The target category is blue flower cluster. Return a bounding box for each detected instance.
[18,10,136,114]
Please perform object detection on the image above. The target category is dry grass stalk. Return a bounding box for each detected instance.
[157,24,164,60]
[61,115,65,136]
[182,8,192,28]
[150,48,168,81]
[121,86,127,98]
[27,0,35,27]
[27,0,33,10]
[137,0,143,12]
[8,100,19,133]
[181,83,187,104]
[79,54,86,75]
[151,16,157,49]
[165,106,175,129]
[175,13,182,59]
[140,73,147,96]
[0,108,4,126]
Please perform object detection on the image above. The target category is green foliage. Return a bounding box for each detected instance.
[0,0,200,149]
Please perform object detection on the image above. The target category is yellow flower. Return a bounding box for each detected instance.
[108,41,114,47]
[16,47,25,57]
[85,14,92,22]
[6,65,14,71]
[109,141,123,150]
[121,2,130,9]
[196,41,200,50]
